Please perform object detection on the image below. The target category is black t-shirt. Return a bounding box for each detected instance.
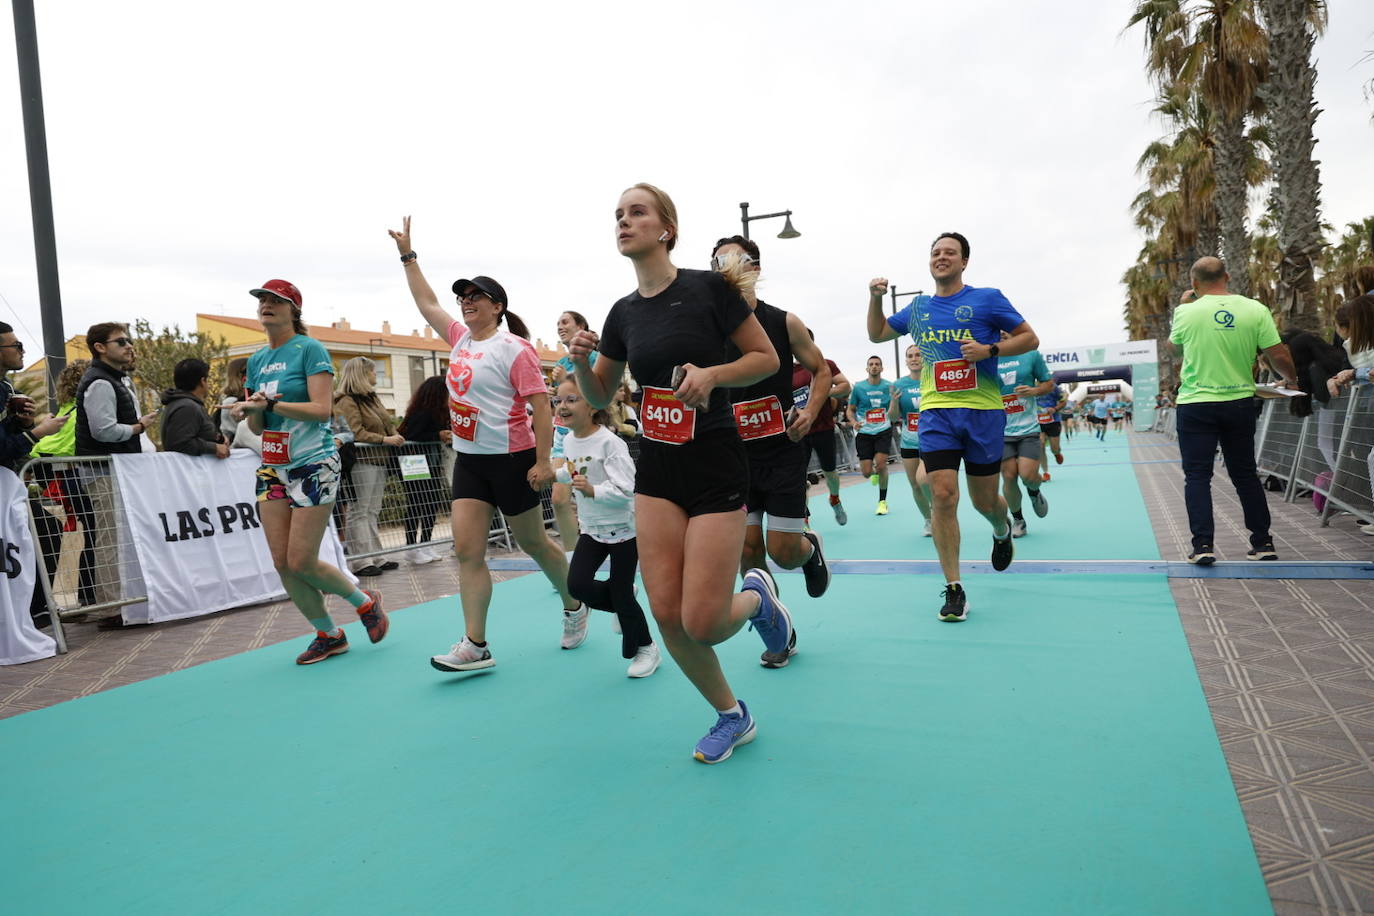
[600,268,752,437]
[728,300,803,461]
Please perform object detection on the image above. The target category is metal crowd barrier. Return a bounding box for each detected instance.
[1253,387,1374,526]
[18,455,149,653]
[1151,407,1177,439]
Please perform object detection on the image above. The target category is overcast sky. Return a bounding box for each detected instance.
[3,1,1371,385]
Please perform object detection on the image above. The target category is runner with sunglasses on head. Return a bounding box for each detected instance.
[569,183,791,765]
[387,218,584,672]
[712,235,834,646]
[867,232,1040,622]
[234,281,386,664]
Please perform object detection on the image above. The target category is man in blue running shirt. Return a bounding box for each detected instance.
[866,232,1040,622]
[1090,396,1110,440]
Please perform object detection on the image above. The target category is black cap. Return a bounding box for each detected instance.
[451,276,508,307]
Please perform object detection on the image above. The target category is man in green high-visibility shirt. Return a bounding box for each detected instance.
[1170,257,1298,566]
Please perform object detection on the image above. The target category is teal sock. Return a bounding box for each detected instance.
[344,590,370,610]
[310,617,341,637]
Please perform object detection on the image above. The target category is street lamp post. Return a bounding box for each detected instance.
[888,285,924,371]
[739,202,801,241]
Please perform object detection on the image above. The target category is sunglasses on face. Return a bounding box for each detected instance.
[107,337,133,347]
[0,342,24,351]
[457,291,492,304]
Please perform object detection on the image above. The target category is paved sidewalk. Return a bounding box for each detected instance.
[1132,431,1374,916]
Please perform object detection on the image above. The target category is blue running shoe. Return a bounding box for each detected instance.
[694,700,757,764]
[742,568,794,657]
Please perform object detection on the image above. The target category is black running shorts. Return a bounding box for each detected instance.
[803,427,837,472]
[1039,421,1062,437]
[636,430,748,517]
[452,448,541,517]
[855,429,893,461]
[744,448,809,521]
[899,447,921,460]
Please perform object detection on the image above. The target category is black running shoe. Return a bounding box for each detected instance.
[800,531,831,598]
[1187,546,1216,566]
[991,522,1014,571]
[1245,542,1277,561]
[939,584,968,622]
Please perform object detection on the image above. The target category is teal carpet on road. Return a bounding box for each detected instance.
[0,433,1270,914]
[815,431,1164,561]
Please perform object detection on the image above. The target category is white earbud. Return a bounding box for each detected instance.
[658,231,670,242]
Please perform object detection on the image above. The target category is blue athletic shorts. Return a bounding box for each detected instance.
[917,407,1005,466]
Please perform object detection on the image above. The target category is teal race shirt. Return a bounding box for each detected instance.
[247,335,337,469]
[887,287,1026,411]
[893,375,922,449]
[849,379,895,434]
[997,350,1051,438]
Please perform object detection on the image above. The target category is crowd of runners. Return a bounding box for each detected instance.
[234,182,1137,765]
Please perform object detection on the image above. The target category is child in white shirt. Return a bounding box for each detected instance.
[553,378,659,677]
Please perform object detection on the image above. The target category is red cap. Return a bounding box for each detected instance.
[249,279,302,309]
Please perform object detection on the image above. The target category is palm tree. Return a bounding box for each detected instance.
[1127,0,1268,295]
[1254,0,1327,330]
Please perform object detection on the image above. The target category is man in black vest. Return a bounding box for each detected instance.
[75,322,157,617]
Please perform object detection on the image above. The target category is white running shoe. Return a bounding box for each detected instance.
[430,637,494,672]
[627,643,661,678]
[1011,517,1028,538]
[561,603,589,649]
[1029,489,1049,519]
[410,546,441,566]
[923,518,933,537]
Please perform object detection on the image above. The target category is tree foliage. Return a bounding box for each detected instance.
[128,320,230,445]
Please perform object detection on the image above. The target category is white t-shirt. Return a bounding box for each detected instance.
[445,320,547,455]
[553,425,636,543]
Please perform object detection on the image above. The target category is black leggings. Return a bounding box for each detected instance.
[402,476,442,545]
[567,535,652,658]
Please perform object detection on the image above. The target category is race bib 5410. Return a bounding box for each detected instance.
[640,386,696,445]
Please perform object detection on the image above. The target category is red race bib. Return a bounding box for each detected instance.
[449,398,480,442]
[1002,394,1025,415]
[933,358,976,392]
[640,386,696,445]
[261,429,291,466]
[905,412,920,434]
[733,395,786,441]
[864,407,888,426]
[1037,410,1055,424]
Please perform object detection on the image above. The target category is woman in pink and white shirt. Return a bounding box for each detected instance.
[388,217,581,673]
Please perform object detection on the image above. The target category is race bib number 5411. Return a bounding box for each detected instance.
[640,386,696,445]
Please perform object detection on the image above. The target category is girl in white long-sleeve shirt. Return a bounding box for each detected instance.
[554,378,660,677]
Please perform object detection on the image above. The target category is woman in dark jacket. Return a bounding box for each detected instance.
[398,375,451,564]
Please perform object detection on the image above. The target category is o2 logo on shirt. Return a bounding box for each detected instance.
[955,305,974,323]
[450,362,474,396]
[1213,310,1235,329]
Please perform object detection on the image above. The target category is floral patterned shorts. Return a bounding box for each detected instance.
[255,453,341,508]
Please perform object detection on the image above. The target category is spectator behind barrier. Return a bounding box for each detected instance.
[608,381,640,440]
[29,360,98,613]
[218,356,249,445]
[398,375,451,565]
[161,358,230,458]
[1170,257,1298,563]
[1328,295,1374,535]
[0,323,74,629]
[333,356,404,576]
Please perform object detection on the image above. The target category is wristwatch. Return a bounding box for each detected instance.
[265,399,276,414]
[988,343,1000,357]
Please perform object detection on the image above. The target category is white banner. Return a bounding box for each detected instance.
[112,451,353,624]
[1041,340,1159,368]
[0,469,55,665]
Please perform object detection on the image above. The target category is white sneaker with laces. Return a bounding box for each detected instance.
[430,637,494,672]
[561,604,589,649]
[922,518,933,537]
[627,643,661,678]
